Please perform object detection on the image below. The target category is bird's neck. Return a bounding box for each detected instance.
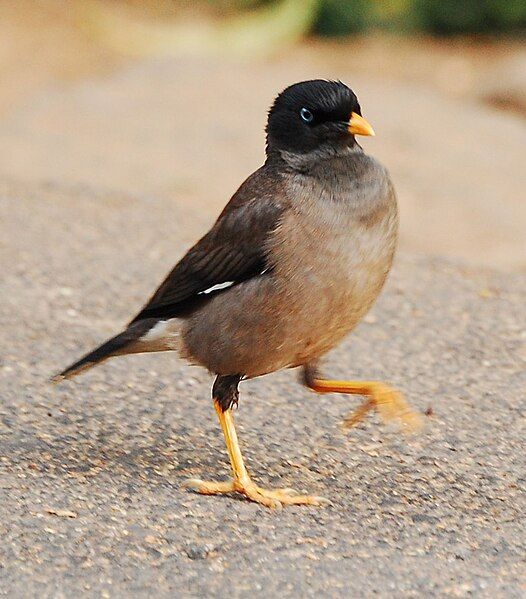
[267,141,363,173]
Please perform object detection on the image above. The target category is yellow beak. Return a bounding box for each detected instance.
[348,112,375,137]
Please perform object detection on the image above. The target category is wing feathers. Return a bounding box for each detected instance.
[129,165,285,324]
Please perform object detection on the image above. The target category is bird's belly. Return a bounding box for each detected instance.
[281,252,392,367]
[182,217,396,378]
[182,265,387,378]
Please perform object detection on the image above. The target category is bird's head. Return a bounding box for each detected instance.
[266,79,374,155]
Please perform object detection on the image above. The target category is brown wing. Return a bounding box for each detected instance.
[129,165,285,323]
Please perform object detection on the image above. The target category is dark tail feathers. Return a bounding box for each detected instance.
[51,320,155,382]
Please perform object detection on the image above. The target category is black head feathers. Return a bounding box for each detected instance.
[266,80,362,154]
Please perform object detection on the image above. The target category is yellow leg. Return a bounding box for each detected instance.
[306,377,421,432]
[186,400,328,508]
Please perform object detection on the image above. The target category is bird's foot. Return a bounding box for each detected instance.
[185,477,328,508]
[343,383,422,433]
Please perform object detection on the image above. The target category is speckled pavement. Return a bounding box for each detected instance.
[1,179,524,598]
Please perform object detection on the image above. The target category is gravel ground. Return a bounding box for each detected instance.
[1,180,525,598]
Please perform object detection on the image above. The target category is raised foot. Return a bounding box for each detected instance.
[185,477,329,508]
[343,384,422,433]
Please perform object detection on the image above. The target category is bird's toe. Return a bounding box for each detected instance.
[184,478,235,495]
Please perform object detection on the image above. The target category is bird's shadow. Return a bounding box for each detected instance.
[5,414,229,489]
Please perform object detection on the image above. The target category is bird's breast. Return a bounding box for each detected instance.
[266,171,398,361]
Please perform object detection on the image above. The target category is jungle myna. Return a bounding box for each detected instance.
[54,80,420,507]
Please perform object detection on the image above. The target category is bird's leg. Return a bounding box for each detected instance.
[186,375,327,508]
[303,365,422,432]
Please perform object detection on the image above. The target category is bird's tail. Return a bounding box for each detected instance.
[51,319,157,382]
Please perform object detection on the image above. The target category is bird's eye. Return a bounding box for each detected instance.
[300,107,314,123]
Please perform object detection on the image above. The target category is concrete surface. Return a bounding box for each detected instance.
[1,179,525,598]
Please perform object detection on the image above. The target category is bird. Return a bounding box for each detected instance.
[53,79,421,508]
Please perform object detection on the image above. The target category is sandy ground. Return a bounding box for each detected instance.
[0,55,525,270]
[0,4,525,597]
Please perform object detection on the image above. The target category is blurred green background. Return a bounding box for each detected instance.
[209,0,526,36]
[314,0,526,36]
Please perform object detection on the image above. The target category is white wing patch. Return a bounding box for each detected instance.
[201,281,234,294]
[142,319,180,347]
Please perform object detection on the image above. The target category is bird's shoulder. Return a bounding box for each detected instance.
[129,164,288,323]
[214,163,289,231]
